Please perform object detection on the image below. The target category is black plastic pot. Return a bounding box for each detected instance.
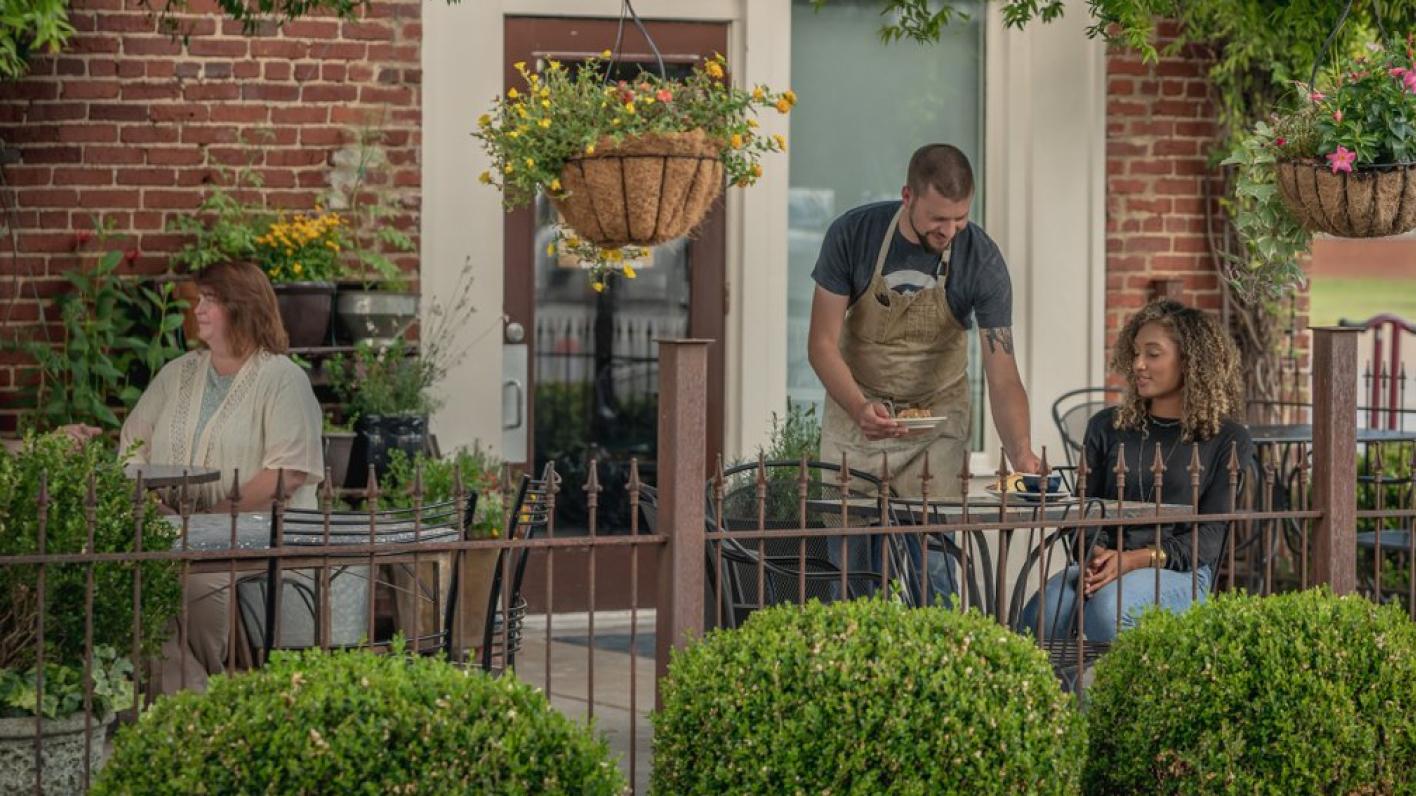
[272,281,335,348]
[322,432,356,490]
[349,414,427,488]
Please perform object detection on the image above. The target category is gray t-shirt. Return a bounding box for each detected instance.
[811,200,1012,329]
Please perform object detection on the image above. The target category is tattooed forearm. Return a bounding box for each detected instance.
[982,327,1014,356]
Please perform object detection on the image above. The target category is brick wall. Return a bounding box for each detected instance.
[0,0,422,431]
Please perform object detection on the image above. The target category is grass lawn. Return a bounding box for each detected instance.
[1308,277,1416,327]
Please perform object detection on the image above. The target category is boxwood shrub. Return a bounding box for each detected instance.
[93,645,625,795]
[1085,588,1416,795]
[653,597,1085,794]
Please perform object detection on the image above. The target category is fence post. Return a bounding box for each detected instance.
[1311,326,1359,594]
[655,339,708,708]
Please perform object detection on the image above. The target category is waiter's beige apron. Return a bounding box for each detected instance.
[820,206,971,499]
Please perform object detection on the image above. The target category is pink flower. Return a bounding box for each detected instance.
[1309,90,1326,102]
[1333,109,1343,123]
[656,88,673,103]
[1405,71,1416,93]
[1275,137,1287,147]
[1389,67,1407,78]
[1326,145,1357,174]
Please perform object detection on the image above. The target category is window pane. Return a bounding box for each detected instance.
[786,0,986,449]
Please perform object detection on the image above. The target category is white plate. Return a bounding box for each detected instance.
[895,415,946,429]
[983,485,1076,503]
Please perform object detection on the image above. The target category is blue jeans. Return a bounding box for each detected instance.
[1017,564,1212,642]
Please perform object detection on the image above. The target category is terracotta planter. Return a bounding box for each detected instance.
[552,129,724,248]
[272,281,335,348]
[1276,160,1416,238]
[323,431,356,490]
[0,711,114,795]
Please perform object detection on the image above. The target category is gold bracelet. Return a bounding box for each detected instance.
[1151,547,1168,568]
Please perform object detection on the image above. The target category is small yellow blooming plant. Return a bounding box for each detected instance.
[254,209,347,283]
[475,52,794,281]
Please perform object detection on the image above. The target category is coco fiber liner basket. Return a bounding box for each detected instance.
[1276,159,1416,238]
[551,129,725,248]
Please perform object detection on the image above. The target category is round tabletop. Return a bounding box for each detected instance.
[1248,424,1416,447]
[124,464,222,488]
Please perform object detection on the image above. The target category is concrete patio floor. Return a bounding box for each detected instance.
[513,609,657,795]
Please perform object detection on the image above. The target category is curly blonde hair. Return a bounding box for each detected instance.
[1110,299,1243,442]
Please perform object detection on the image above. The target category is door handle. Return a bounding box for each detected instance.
[503,378,524,430]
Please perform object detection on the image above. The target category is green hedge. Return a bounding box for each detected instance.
[1086,588,1416,794]
[94,645,625,795]
[653,597,1084,794]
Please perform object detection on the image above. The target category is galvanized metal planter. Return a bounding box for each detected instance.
[335,290,419,347]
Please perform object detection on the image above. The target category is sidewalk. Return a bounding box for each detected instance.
[512,609,657,794]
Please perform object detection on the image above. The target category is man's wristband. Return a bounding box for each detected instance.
[1150,547,1168,568]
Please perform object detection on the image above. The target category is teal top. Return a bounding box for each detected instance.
[190,365,235,461]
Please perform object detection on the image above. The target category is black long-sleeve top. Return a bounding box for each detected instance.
[1082,407,1254,572]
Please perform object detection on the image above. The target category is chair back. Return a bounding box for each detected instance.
[1051,388,1121,468]
[247,495,475,659]
[704,459,918,629]
[1339,314,1416,431]
[480,463,555,672]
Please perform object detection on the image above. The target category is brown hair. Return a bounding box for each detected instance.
[1110,299,1243,442]
[194,261,289,356]
[906,144,974,201]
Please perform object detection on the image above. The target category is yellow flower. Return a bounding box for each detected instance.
[517,106,527,118]
[592,281,605,293]
[783,89,797,106]
[611,117,621,126]
[642,96,655,105]
[546,243,556,256]
[585,143,596,155]
[752,163,763,177]
[730,133,743,149]
[747,119,759,129]
[507,130,519,138]
[773,133,787,150]
[541,100,550,108]
[623,265,637,279]
[624,102,636,114]
[752,86,765,101]
[548,59,561,70]
[477,114,491,128]
[524,157,535,168]
[292,262,303,274]
[479,171,492,185]
[539,87,550,99]
[567,236,581,247]
[549,178,562,191]
[513,61,526,71]
[705,61,724,79]
[538,118,552,128]
[504,164,515,174]
[775,98,791,114]
[600,49,612,58]
[507,87,519,99]
[604,248,623,262]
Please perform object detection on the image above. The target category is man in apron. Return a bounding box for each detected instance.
[808,144,1042,601]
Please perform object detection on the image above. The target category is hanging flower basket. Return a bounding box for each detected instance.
[475,51,792,284]
[1275,159,1416,237]
[551,129,724,248]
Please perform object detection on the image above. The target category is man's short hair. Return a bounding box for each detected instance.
[906,144,974,201]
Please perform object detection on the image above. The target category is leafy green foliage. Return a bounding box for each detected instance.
[167,178,270,272]
[0,434,180,716]
[0,0,75,80]
[1297,40,1416,165]
[757,399,822,462]
[1219,122,1311,300]
[382,447,506,539]
[0,646,132,719]
[9,227,187,431]
[1085,588,1416,794]
[653,597,1084,794]
[324,124,416,290]
[326,337,440,420]
[93,644,626,795]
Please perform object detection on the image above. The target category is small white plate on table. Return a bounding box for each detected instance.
[983,485,1077,504]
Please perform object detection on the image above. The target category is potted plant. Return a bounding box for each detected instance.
[475,51,792,284]
[1224,37,1416,298]
[252,207,348,348]
[0,433,180,793]
[327,125,420,347]
[321,412,357,491]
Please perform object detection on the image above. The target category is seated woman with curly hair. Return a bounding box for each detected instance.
[1019,299,1253,643]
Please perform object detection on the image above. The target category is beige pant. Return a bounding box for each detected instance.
[156,572,248,694]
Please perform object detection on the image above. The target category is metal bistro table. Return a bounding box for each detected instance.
[167,512,461,573]
[125,464,222,489]
[1248,424,1416,448]
[805,495,1196,621]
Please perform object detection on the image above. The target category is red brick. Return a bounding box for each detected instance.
[90,103,149,122]
[120,125,178,144]
[1153,99,1200,117]
[122,36,182,56]
[27,103,86,122]
[342,21,393,40]
[272,106,327,124]
[184,83,239,101]
[149,103,209,123]
[307,42,367,60]
[188,38,248,57]
[53,167,115,185]
[283,19,339,38]
[96,12,154,32]
[1154,178,1199,195]
[250,40,308,59]
[300,127,344,146]
[1124,236,1171,254]
[1130,159,1172,176]
[180,125,238,144]
[263,61,292,80]
[232,61,259,79]
[148,60,179,78]
[241,83,300,102]
[302,84,357,103]
[61,80,120,99]
[122,82,181,101]
[17,230,79,249]
[145,147,204,166]
[59,124,118,143]
[142,190,201,209]
[1153,139,1197,157]
[210,104,269,123]
[294,63,320,81]
[360,86,412,104]
[116,168,176,186]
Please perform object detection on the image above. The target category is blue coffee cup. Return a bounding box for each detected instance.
[1019,472,1063,494]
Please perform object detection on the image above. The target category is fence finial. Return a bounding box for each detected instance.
[1188,442,1204,493]
[1114,442,1128,502]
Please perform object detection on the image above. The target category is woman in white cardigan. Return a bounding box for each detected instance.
[121,260,323,692]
